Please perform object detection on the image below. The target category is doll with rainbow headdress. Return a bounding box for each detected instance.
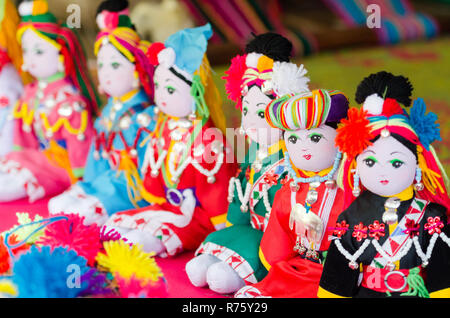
[103,24,237,258]
[318,71,450,298]
[235,88,350,298]
[48,0,156,225]
[186,33,310,295]
[0,0,98,202]
[0,0,30,157]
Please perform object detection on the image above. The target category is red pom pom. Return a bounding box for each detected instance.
[38,214,102,266]
[146,42,165,66]
[222,54,247,110]
[382,98,404,117]
[336,107,374,159]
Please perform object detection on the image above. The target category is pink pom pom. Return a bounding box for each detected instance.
[38,214,101,266]
[222,54,247,110]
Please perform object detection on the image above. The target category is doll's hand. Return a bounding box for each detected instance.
[180,189,196,219]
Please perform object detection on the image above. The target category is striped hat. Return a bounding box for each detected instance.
[265,89,349,131]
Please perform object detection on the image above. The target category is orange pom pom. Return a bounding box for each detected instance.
[335,107,374,159]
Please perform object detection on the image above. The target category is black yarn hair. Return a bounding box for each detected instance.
[96,0,129,15]
[96,0,136,31]
[355,71,414,107]
[367,133,418,162]
[245,32,293,63]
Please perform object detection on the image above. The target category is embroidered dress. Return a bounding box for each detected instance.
[196,141,287,284]
[0,56,23,156]
[0,73,95,201]
[235,170,345,298]
[56,89,156,216]
[318,191,450,298]
[105,113,236,257]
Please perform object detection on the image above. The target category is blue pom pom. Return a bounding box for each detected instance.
[12,246,90,298]
[408,98,442,150]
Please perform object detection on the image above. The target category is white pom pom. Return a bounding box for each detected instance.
[96,12,106,30]
[271,62,310,96]
[158,47,176,69]
[363,93,384,115]
[245,53,263,68]
[18,1,33,17]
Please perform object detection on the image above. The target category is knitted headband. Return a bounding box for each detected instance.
[223,52,310,111]
[265,89,349,131]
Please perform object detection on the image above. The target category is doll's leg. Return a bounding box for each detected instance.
[186,254,221,287]
[206,261,246,294]
[48,184,108,226]
[0,171,26,202]
[48,186,81,215]
[122,229,166,254]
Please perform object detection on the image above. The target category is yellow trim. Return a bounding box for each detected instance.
[225,220,233,228]
[382,185,414,201]
[40,109,89,136]
[13,101,34,127]
[298,165,333,178]
[113,88,139,104]
[267,139,286,156]
[430,288,450,298]
[210,213,227,227]
[259,247,271,271]
[317,286,349,298]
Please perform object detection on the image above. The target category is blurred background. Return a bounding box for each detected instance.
[30,0,450,174]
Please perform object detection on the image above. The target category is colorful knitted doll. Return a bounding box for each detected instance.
[104,24,237,258]
[0,0,98,202]
[0,0,30,157]
[186,33,311,295]
[48,0,156,225]
[318,72,450,298]
[235,89,350,298]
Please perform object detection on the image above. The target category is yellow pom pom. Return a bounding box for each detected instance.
[0,280,17,297]
[96,240,163,283]
[256,55,274,73]
[32,0,49,16]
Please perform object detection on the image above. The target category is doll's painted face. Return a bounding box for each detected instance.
[154,65,193,118]
[284,125,338,172]
[356,135,417,197]
[241,86,282,146]
[97,43,136,98]
[21,29,60,80]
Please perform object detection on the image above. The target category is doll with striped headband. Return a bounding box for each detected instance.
[318,71,450,298]
[186,33,312,295]
[0,0,98,203]
[235,89,350,298]
[0,0,30,156]
[48,0,157,225]
[103,24,237,260]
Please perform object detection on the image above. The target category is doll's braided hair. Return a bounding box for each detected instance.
[245,32,293,62]
[355,71,413,107]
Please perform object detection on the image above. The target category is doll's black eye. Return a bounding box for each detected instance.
[309,134,322,143]
[288,135,298,144]
[363,158,376,167]
[243,107,248,116]
[391,159,404,169]
[257,110,265,119]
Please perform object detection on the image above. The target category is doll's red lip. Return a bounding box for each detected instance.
[161,102,167,107]
[303,154,312,160]
[380,180,389,185]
